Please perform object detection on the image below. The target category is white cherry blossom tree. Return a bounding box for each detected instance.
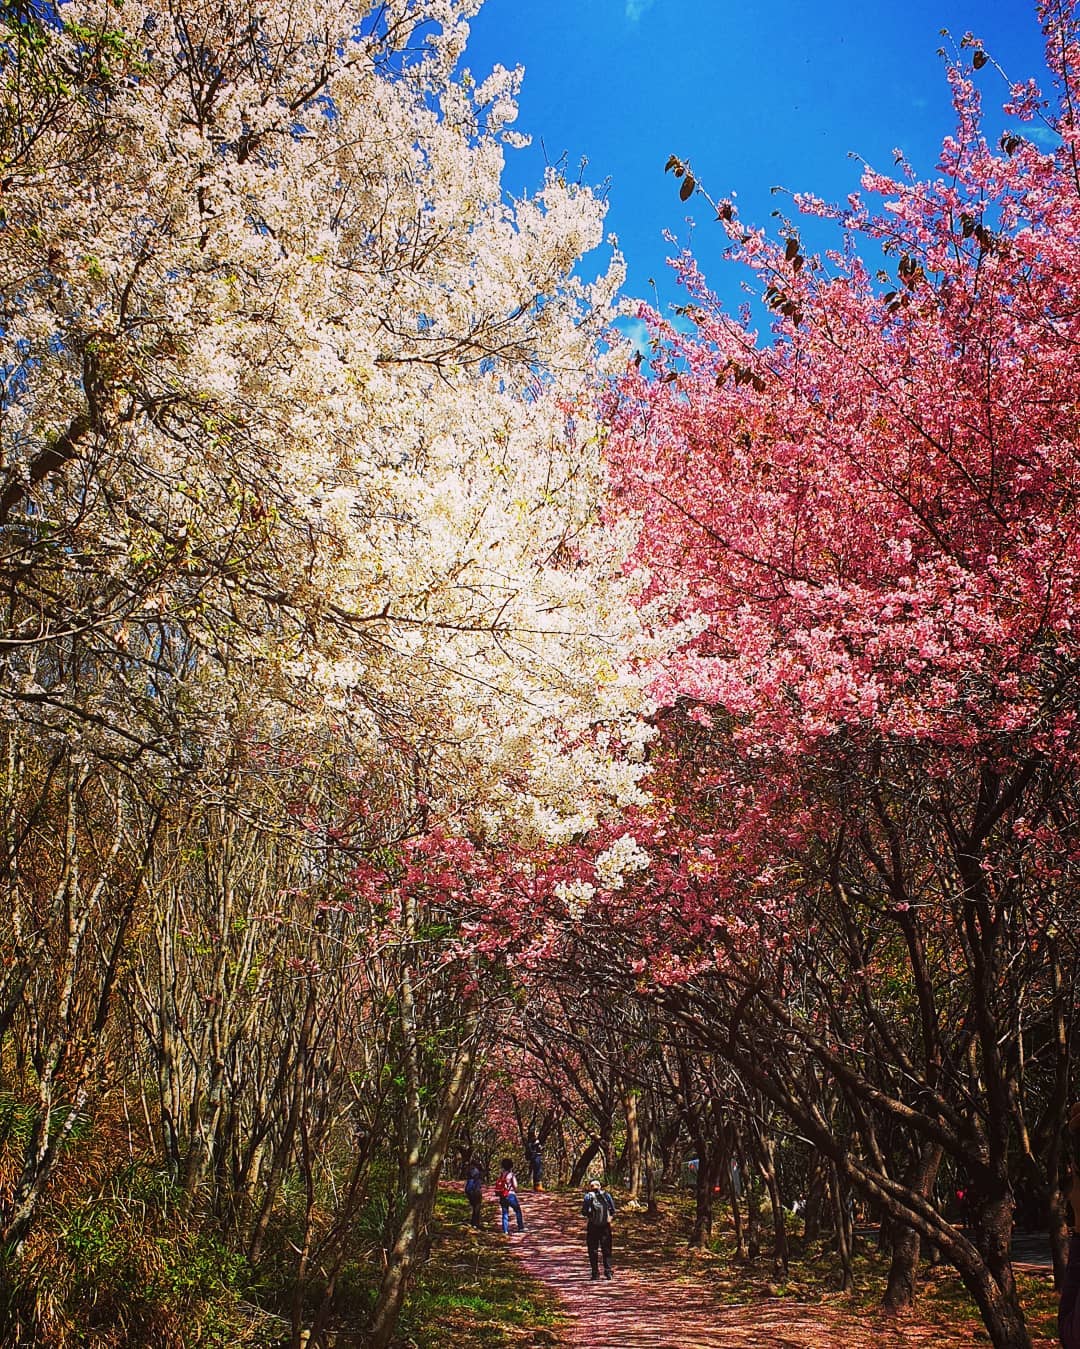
[0,0,648,833]
[0,3,651,1328]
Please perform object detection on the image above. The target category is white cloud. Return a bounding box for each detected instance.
[626,0,656,21]
[1025,124,1060,148]
[614,316,650,355]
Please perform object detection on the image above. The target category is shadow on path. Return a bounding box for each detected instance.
[501,1191,1055,1349]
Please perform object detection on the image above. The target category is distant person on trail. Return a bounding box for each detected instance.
[464,1160,484,1228]
[496,1158,525,1235]
[527,1133,544,1191]
[1061,1102,1080,1349]
[582,1177,616,1280]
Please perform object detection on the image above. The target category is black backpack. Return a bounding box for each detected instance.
[586,1191,610,1227]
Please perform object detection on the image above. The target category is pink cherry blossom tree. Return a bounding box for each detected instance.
[604,6,1080,1345]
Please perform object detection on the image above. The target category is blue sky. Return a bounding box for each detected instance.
[464,0,1049,320]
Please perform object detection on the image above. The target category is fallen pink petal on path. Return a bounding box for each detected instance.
[503,1192,1058,1348]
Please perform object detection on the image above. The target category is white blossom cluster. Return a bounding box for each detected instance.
[553,878,597,921]
[593,833,651,891]
[0,0,658,839]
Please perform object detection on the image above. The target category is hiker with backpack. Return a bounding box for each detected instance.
[526,1132,544,1191]
[582,1177,616,1280]
[464,1160,484,1228]
[495,1157,525,1234]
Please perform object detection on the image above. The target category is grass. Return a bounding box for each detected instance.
[398,1189,567,1349]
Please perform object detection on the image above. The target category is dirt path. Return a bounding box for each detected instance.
[502,1190,1055,1348]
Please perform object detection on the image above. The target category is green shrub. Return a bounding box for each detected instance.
[0,1165,279,1348]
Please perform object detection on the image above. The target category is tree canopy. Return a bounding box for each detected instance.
[0,2,1077,1347]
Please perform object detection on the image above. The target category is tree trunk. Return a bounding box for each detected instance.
[623,1089,642,1201]
[761,1137,788,1278]
[731,1171,746,1260]
[951,1238,1032,1349]
[1045,936,1071,1289]
[689,1147,722,1248]
[645,1149,659,1217]
[803,1154,827,1243]
[367,886,477,1349]
[963,1185,1030,1349]
[739,1137,760,1259]
[641,1100,659,1217]
[366,1044,474,1349]
[248,976,318,1263]
[570,1137,602,1188]
[878,1213,893,1255]
[829,1162,853,1292]
[0,772,137,1254]
[883,1143,942,1313]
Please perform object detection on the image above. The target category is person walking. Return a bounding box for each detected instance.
[527,1133,545,1191]
[582,1177,616,1280]
[496,1157,525,1234]
[464,1160,484,1229]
